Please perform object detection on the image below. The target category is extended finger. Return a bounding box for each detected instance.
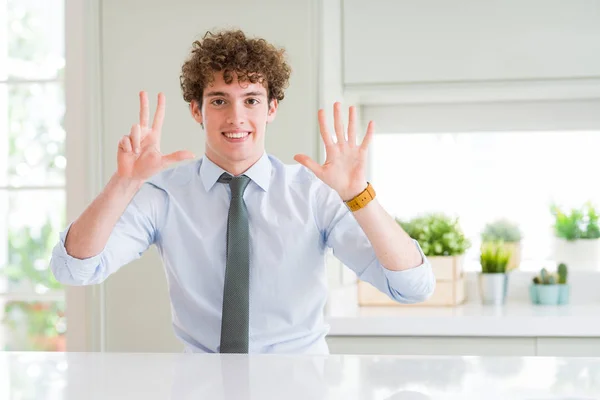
[293,154,324,179]
[317,109,334,146]
[333,102,346,143]
[152,92,166,133]
[162,150,195,166]
[360,121,375,151]
[139,91,149,128]
[347,106,357,146]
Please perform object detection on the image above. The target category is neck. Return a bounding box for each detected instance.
[205,152,263,176]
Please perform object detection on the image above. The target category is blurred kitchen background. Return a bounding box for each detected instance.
[1,0,600,359]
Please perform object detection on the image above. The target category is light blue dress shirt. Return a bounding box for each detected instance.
[50,153,435,354]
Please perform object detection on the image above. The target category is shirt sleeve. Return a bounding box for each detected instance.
[49,182,167,286]
[315,181,436,304]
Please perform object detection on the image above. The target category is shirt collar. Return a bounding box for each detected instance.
[199,152,272,192]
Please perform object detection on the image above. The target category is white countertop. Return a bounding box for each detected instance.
[326,302,600,337]
[1,351,599,399]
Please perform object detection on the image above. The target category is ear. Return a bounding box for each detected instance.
[266,99,278,123]
[190,100,203,125]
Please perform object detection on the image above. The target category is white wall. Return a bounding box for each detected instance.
[342,0,600,86]
[95,0,321,351]
[343,0,600,128]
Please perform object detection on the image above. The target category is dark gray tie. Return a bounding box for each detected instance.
[218,173,251,353]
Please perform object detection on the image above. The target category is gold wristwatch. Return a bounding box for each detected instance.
[345,182,376,212]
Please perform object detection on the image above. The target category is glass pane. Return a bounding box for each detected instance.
[0,0,65,80]
[0,83,66,187]
[371,131,600,271]
[0,299,66,351]
[0,189,65,293]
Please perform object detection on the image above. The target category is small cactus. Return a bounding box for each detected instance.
[534,267,563,285]
[540,268,549,284]
[557,263,568,284]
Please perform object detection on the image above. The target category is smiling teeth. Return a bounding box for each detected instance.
[224,132,249,138]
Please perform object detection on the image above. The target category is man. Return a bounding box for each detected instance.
[50,30,435,354]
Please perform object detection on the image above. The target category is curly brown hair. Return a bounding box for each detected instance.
[180,30,291,107]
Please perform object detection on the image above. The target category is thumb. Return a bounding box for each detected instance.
[162,150,195,166]
[294,154,322,177]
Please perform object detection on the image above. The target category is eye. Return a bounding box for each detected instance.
[211,99,226,106]
[246,98,260,105]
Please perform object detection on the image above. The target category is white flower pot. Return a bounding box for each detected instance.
[478,273,509,306]
[553,238,600,271]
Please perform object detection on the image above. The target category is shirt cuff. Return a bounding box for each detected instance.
[51,223,103,284]
[382,240,436,302]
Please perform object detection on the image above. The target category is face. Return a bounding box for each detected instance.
[190,72,278,173]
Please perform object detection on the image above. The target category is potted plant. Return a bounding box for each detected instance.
[397,213,470,306]
[479,241,511,305]
[397,212,471,277]
[530,263,569,305]
[481,219,522,271]
[358,212,471,307]
[551,202,600,271]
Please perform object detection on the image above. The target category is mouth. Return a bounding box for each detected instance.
[222,131,252,142]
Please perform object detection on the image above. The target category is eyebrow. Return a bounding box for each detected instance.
[204,91,266,98]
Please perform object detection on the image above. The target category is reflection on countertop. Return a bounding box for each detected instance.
[0,351,599,399]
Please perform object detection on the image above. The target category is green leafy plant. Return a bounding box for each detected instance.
[1,221,63,290]
[397,213,471,256]
[551,202,600,241]
[481,219,522,243]
[0,220,64,351]
[480,241,511,273]
[3,301,66,351]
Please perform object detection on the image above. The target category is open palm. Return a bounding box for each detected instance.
[117,91,194,181]
[294,102,374,201]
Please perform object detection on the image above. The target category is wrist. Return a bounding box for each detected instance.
[344,182,376,212]
[111,172,145,193]
[340,181,369,202]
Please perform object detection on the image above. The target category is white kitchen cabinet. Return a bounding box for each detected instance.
[536,338,600,357]
[327,336,600,357]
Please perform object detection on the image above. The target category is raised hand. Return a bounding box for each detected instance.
[117,91,195,181]
[294,102,374,201]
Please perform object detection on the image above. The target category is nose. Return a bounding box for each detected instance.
[225,102,245,126]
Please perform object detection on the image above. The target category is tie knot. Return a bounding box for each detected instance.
[219,173,250,198]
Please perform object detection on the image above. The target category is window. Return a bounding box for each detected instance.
[0,0,66,351]
[371,130,600,271]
